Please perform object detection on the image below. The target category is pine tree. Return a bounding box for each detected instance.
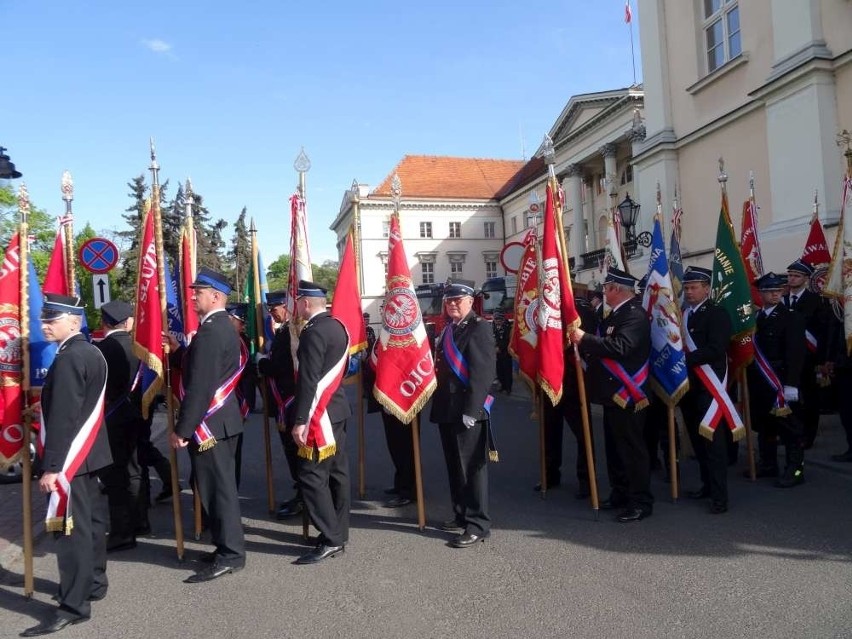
[115,174,148,298]
[191,191,227,272]
[230,207,250,296]
[162,182,184,261]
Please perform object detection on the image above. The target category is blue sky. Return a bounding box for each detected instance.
[3,0,641,264]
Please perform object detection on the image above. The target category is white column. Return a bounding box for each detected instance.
[583,175,596,250]
[565,164,585,261]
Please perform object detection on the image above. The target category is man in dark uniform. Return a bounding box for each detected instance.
[363,312,376,353]
[538,295,598,497]
[227,302,257,415]
[256,289,303,518]
[493,310,513,394]
[94,300,147,552]
[679,266,734,514]
[22,294,111,637]
[430,283,496,548]
[570,268,653,523]
[824,305,852,461]
[747,272,807,487]
[291,280,351,564]
[784,259,823,448]
[168,267,246,582]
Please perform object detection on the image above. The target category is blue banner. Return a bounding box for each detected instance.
[27,258,57,387]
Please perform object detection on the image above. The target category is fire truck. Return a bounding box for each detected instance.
[415,279,484,348]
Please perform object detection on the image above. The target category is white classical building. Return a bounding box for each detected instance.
[329,155,524,318]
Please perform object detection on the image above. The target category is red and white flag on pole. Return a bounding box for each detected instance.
[538,180,580,405]
[801,216,832,268]
[331,232,367,355]
[43,216,73,295]
[372,213,436,423]
[624,0,632,24]
[508,230,540,389]
[740,199,764,307]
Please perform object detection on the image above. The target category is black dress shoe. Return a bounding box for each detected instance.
[709,502,728,514]
[21,615,88,636]
[686,487,711,500]
[437,519,464,532]
[385,496,413,508]
[275,500,304,520]
[533,480,561,492]
[599,498,627,511]
[450,532,490,548]
[87,589,107,602]
[106,537,137,553]
[184,562,241,583]
[616,508,650,523]
[294,543,344,564]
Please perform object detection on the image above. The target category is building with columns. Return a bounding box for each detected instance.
[329,155,525,318]
[634,0,852,273]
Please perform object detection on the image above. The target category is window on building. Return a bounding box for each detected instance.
[485,260,497,279]
[511,216,518,234]
[620,164,633,185]
[523,215,530,229]
[483,221,495,238]
[450,262,463,279]
[420,221,432,238]
[382,220,390,238]
[449,221,461,238]
[421,262,434,284]
[704,0,740,73]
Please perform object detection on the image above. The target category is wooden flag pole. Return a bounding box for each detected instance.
[249,220,276,514]
[411,414,426,531]
[150,141,185,560]
[538,390,547,499]
[667,405,679,501]
[574,352,600,514]
[740,369,756,480]
[18,185,35,596]
[193,486,202,539]
[357,375,366,499]
[60,171,75,293]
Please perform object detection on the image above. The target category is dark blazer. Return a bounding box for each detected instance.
[95,330,143,424]
[41,333,112,476]
[785,288,825,360]
[293,312,351,425]
[578,297,651,407]
[683,299,731,381]
[430,311,496,424]
[751,305,806,389]
[258,324,296,399]
[174,309,244,441]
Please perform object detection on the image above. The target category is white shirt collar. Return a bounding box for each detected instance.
[200,307,226,324]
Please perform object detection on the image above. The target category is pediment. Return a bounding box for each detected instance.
[547,87,641,147]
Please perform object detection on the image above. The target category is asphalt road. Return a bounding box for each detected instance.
[1,384,851,639]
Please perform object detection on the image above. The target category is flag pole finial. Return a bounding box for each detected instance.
[249,217,257,234]
[391,173,402,213]
[717,157,727,192]
[17,183,30,224]
[61,170,73,204]
[149,138,160,189]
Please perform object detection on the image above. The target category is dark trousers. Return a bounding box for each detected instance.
[681,389,730,505]
[191,435,245,566]
[542,395,593,487]
[795,359,821,448]
[381,411,415,498]
[102,421,143,539]
[496,353,513,392]
[137,415,172,500]
[835,369,852,451]
[297,420,350,547]
[603,405,653,512]
[277,422,302,499]
[643,399,667,470]
[750,395,805,471]
[438,420,490,535]
[55,472,108,620]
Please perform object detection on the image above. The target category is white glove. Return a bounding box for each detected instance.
[783,386,799,403]
[462,414,476,428]
[254,352,269,364]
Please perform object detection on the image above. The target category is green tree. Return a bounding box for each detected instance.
[114,174,148,298]
[263,255,339,300]
[0,185,59,277]
[230,207,250,294]
[266,254,291,291]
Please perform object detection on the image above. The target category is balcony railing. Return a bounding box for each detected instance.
[578,240,641,271]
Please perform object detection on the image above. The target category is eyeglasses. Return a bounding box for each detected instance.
[444,298,466,305]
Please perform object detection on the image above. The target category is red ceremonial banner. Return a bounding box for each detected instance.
[739,200,764,306]
[331,232,367,355]
[372,214,436,423]
[508,230,540,389]
[0,234,24,467]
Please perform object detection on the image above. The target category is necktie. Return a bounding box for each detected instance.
[790,294,798,307]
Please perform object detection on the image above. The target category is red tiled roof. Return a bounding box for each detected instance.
[371,155,526,200]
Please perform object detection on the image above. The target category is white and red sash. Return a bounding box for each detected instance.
[683,327,745,441]
[297,319,349,462]
[805,329,817,354]
[267,379,291,429]
[752,342,792,417]
[40,385,106,535]
[178,340,248,451]
[600,358,649,411]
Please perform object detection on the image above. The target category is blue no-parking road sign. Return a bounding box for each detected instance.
[79,237,120,274]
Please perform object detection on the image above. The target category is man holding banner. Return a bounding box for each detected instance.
[680,266,738,514]
[570,268,653,523]
[430,283,496,548]
[169,267,246,583]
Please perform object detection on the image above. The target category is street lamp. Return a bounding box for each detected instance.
[617,193,641,243]
[0,147,22,179]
